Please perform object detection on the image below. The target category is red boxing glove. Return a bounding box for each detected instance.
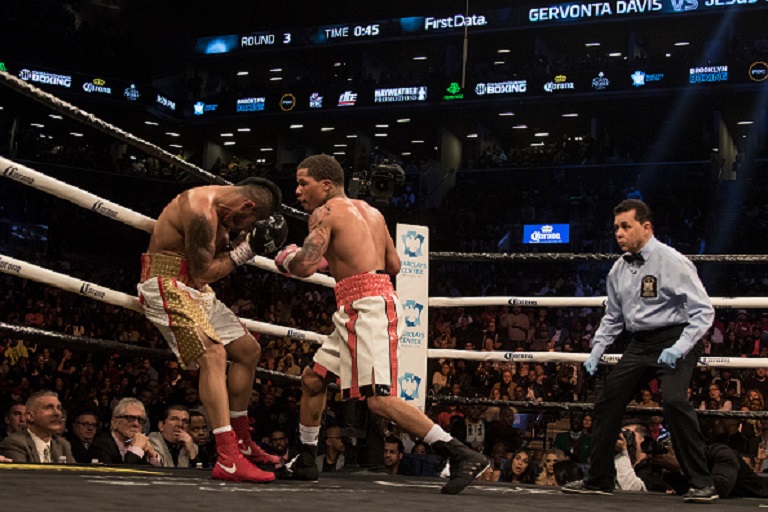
[275,244,300,275]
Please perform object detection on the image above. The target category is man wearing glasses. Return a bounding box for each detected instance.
[91,398,161,466]
[67,410,100,463]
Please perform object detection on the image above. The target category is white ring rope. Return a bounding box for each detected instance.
[428,349,768,369]
[0,156,336,289]
[0,253,327,344]
[429,296,768,309]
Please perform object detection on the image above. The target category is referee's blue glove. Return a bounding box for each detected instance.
[658,347,683,369]
[583,355,600,376]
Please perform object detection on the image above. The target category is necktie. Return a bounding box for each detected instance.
[623,252,644,263]
[43,446,50,463]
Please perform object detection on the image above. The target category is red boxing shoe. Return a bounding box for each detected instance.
[212,452,275,483]
[239,438,281,465]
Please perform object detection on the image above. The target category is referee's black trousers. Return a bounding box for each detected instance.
[585,325,714,490]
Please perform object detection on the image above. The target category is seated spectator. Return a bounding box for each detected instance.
[535,448,566,485]
[503,448,535,483]
[316,424,345,473]
[552,416,592,463]
[189,411,216,469]
[485,406,523,455]
[432,362,452,394]
[437,405,463,430]
[700,383,733,411]
[553,459,584,485]
[0,390,74,463]
[383,435,405,476]
[631,389,660,408]
[2,401,26,439]
[269,428,293,465]
[90,398,161,466]
[450,405,489,453]
[67,409,100,463]
[149,405,198,468]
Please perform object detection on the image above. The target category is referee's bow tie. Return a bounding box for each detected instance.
[623,252,644,263]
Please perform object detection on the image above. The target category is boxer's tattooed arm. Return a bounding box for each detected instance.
[186,214,227,280]
[294,206,331,268]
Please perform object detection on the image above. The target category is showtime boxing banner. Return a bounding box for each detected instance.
[396,224,429,411]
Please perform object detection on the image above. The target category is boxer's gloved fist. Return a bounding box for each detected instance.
[657,347,683,369]
[275,244,300,275]
[583,354,600,376]
[230,213,289,266]
[249,213,288,255]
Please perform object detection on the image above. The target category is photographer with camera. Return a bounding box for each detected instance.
[617,425,768,499]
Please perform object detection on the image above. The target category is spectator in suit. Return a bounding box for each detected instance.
[149,405,198,468]
[90,398,161,466]
[0,390,74,463]
[67,410,100,463]
[3,401,26,438]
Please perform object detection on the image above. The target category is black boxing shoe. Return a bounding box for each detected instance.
[279,444,318,481]
[561,479,613,496]
[682,486,719,504]
[431,439,490,495]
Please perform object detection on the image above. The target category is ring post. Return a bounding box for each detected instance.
[395,224,429,411]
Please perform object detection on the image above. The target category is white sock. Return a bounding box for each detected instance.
[299,424,320,446]
[212,425,233,435]
[229,410,247,418]
[423,424,452,445]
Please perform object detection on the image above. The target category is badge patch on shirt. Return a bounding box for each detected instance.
[641,275,657,298]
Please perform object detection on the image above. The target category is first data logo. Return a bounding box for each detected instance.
[403,300,424,327]
[398,372,422,401]
[402,231,425,257]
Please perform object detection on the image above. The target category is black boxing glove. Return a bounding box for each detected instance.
[229,213,288,265]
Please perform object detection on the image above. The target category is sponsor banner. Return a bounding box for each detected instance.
[631,70,665,87]
[2,164,36,186]
[374,86,428,103]
[544,74,575,92]
[689,65,728,83]
[82,78,112,95]
[193,101,218,115]
[749,61,768,82]
[396,224,429,411]
[236,97,266,112]
[443,82,464,100]
[280,93,296,111]
[475,80,527,96]
[338,91,358,106]
[523,224,570,244]
[309,92,324,108]
[19,69,72,88]
[156,94,176,110]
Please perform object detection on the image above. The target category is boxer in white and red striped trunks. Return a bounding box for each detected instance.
[274,155,489,494]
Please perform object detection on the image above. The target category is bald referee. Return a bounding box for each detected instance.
[563,199,717,504]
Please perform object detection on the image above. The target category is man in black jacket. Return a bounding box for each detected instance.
[91,398,161,466]
[67,410,100,464]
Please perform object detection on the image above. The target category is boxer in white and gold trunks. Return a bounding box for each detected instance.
[137,177,286,483]
[274,155,489,494]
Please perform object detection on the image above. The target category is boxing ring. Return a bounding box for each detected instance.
[2,71,768,508]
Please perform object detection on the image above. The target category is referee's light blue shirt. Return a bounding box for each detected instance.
[591,236,714,358]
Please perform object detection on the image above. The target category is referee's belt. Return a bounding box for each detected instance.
[627,323,688,343]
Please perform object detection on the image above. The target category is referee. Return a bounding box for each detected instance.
[562,199,717,503]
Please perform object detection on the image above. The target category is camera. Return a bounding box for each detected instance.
[349,160,405,204]
[640,429,670,456]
